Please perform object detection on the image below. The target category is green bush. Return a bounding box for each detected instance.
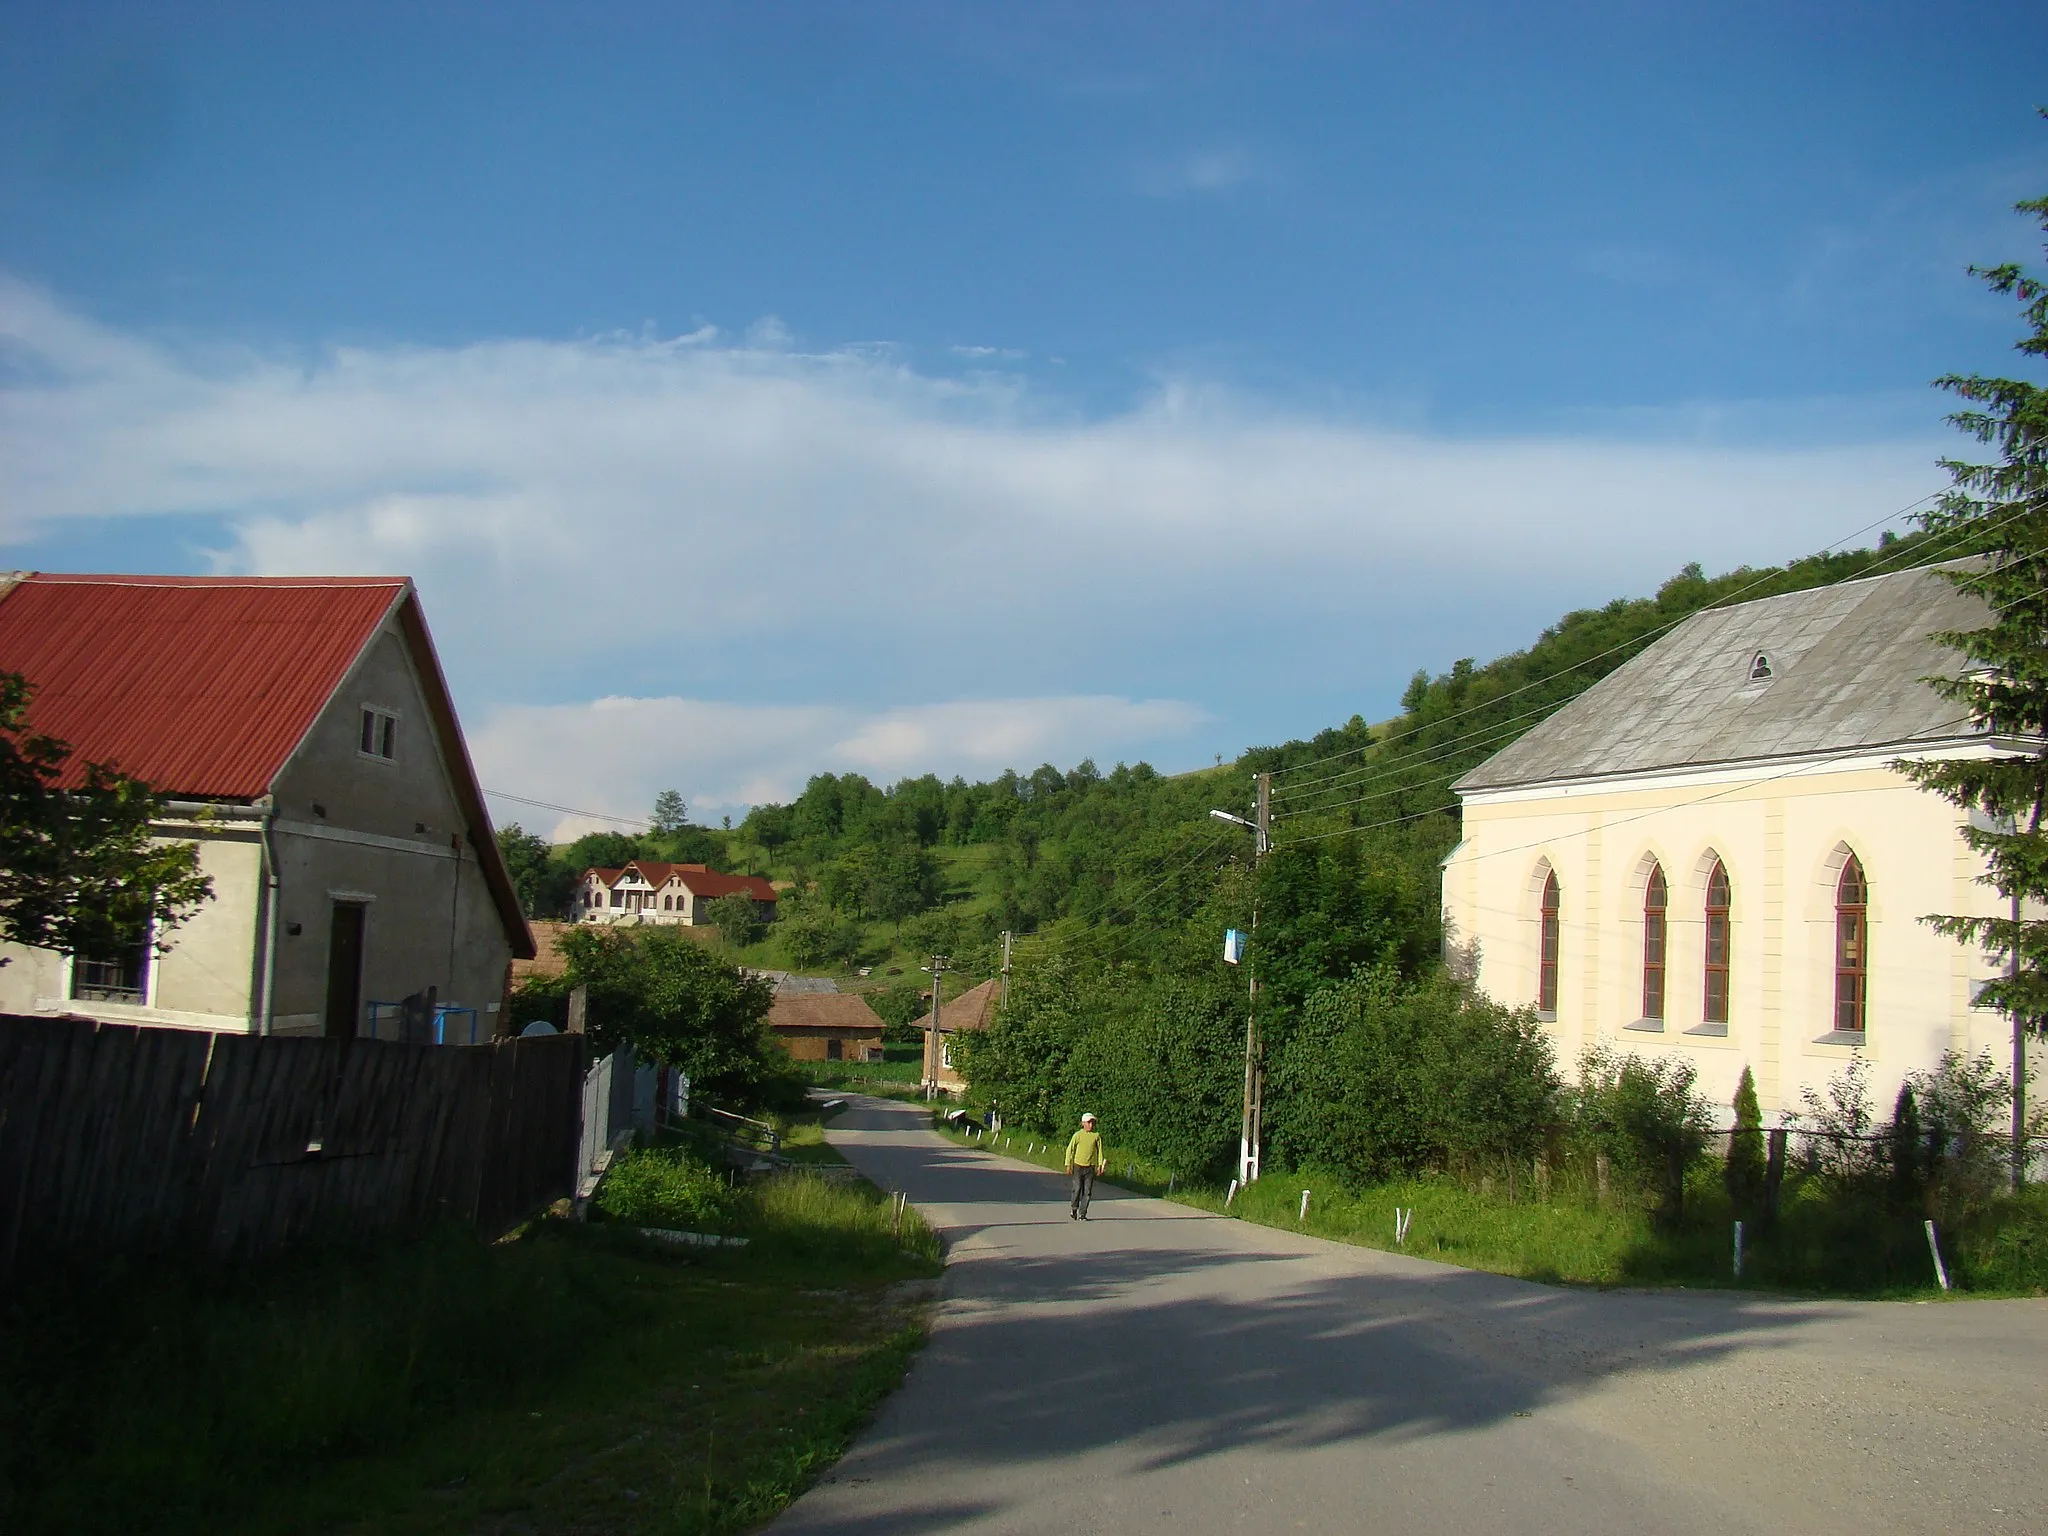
[1268,969,1556,1187]
[596,1147,748,1233]
[1568,1046,1711,1220]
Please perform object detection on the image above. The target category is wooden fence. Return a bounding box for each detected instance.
[0,1013,586,1281]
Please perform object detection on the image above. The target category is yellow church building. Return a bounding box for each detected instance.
[1442,562,2020,1119]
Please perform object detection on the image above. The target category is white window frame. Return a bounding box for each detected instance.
[358,705,401,762]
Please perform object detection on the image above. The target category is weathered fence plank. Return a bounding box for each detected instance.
[0,1015,586,1281]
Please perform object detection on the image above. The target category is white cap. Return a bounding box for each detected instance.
[1081,1111,1097,1123]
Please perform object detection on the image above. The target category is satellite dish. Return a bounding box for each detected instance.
[519,1019,559,1037]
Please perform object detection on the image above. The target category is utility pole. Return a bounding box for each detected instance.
[1212,773,1271,1187]
[923,954,947,1101]
[999,930,1013,1006]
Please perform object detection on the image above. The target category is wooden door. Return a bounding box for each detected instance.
[325,902,366,1039]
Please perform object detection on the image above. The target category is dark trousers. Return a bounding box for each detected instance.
[1070,1167,1096,1217]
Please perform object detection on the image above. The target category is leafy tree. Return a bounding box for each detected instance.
[783,905,863,970]
[703,891,766,949]
[867,982,928,1042]
[653,824,727,866]
[495,823,575,918]
[869,842,942,922]
[1896,183,2048,1036]
[0,671,213,962]
[550,924,790,1108]
[1726,1065,1767,1218]
[564,829,641,874]
[650,789,689,835]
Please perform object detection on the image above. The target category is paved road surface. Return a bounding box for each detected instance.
[773,1095,2047,1535]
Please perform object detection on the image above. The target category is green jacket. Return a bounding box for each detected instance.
[1065,1128,1106,1172]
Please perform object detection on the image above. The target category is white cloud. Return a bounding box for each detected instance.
[0,274,1951,815]
[473,693,1209,839]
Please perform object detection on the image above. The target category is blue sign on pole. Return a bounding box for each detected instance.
[1223,928,1246,965]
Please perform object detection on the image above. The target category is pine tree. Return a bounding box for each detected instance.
[1896,179,2048,1025]
[1725,1065,1766,1217]
[651,789,689,836]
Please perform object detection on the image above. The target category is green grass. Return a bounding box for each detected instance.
[930,1115,2048,1298]
[1,1173,942,1535]
[795,1057,925,1095]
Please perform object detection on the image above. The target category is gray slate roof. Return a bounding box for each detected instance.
[1454,563,1987,793]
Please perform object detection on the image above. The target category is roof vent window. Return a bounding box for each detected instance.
[1747,652,1773,683]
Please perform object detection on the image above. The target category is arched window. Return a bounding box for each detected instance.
[1642,864,1667,1020]
[1835,855,1867,1034]
[1748,652,1773,682]
[1703,860,1731,1025]
[1539,870,1560,1015]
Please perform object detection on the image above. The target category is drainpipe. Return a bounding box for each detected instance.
[257,797,280,1036]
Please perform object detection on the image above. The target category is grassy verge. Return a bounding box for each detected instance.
[795,1058,926,1098]
[928,1114,2048,1297]
[1,1173,941,1535]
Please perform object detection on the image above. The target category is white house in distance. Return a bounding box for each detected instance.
[573,861,778,926]
[1442,562,2017,1119]
[0,572,535,1040]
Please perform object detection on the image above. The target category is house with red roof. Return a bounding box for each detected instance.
[0,572,534,1039]
[573,860,777,927]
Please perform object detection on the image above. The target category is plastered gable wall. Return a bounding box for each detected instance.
[1445,758,2012,1118]
[265,621,512,1036]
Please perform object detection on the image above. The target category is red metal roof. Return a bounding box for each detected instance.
[0,573,404,798]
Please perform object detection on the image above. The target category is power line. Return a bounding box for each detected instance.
[1283,712,1978,860]
[485,790,652,829]
[1268,490,1951,790]
[1268,499,2034,816]
[1276,556,2048,859]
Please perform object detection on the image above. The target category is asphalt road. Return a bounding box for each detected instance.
[772,1095,2048,1535]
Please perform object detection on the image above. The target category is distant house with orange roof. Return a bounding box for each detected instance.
[924,976,1000,1095]
[0,571,534,1040]
[573,860,777,927]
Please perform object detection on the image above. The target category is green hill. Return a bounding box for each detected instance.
[502,526,1969,1010]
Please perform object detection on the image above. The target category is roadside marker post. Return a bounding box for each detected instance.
[1299,1190,1311,1222]
[1394,1207,1413,1245]
[1225,1178,1240,1208]
[1924,1220,1952,1292]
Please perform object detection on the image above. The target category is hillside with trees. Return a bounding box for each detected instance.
[499,525,1981,1114]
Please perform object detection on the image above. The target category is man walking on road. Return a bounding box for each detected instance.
[1065,1112,1107,1219]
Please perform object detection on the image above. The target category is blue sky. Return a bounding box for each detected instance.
[1,4,2043,834]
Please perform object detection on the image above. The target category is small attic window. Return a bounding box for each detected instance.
[359,706,398,760]
[1747,652,1773,683]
